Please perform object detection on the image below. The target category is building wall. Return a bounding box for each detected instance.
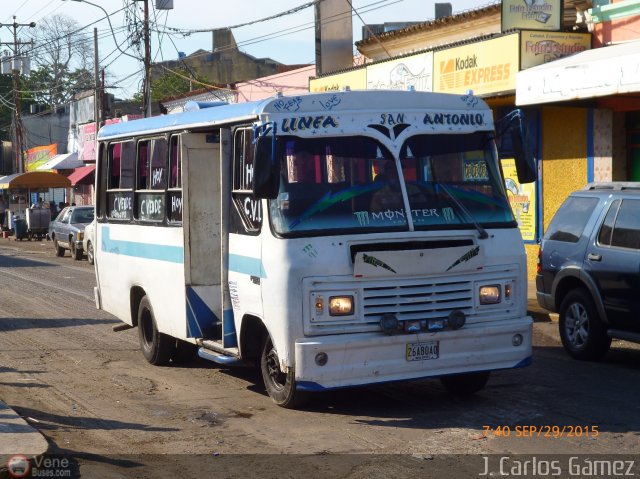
[235,66,314,103]
[541,107,588,232]
[592,0,640,46]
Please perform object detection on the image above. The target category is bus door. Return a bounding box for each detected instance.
[181,132,224,341]
[224,127,265,349]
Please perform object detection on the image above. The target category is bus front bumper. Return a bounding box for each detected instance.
[294,317,532,391]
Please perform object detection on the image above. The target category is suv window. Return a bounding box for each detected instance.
[545,196,598,243]
[597,200,620,246]
[611,199,640,249]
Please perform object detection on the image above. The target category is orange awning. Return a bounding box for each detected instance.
[0,171,71,190]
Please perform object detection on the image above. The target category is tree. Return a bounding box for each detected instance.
[145,67,213,102]
[26,14,94,107]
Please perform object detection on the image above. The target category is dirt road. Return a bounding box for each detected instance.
[1,240,640,477]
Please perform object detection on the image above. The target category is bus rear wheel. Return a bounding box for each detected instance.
[260,335,307,408]
[138,296,174,366]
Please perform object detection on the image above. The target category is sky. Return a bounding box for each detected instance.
[4,0,491,99]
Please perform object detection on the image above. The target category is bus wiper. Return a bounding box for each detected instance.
[436,183,488,239]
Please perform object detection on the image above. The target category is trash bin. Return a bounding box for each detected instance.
[14,218,27,240]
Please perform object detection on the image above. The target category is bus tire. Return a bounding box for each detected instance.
[260,335,307,408]
[440,371,490,395]
[138,296,174,366]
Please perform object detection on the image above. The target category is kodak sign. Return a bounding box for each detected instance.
[434,34,519,96]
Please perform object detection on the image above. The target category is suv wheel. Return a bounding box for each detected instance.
[559,288,611,361]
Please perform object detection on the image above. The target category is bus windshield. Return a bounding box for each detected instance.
[269,133,515,236]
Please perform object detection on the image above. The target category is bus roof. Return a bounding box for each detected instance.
[97,90,492,141]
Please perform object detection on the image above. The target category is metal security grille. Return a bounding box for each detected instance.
[362,280,474,323]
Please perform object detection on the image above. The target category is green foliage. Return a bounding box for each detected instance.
[150,68,211,102]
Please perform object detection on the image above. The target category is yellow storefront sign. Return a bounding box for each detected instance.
[502,158,537,241]
[433,34,519,96]
[309,69,367,92]
[520,31,591,69]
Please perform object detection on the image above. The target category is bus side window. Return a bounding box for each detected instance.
[97,142,108,219]
[106,141,134,221]
[230,127,261,234]
[167,135,182,223]
[135,137,167,222]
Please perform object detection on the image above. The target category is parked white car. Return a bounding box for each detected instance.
[83,219,96,265]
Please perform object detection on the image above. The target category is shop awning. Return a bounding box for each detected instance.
[0,171,71,190]
[67,165,96,186]
[516,40,640,106]
[36,152,83,171]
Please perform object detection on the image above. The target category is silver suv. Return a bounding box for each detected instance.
[536,183,640,360]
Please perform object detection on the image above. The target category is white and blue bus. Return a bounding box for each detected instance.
[94,90,535,407]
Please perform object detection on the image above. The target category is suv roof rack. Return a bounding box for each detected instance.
[583,182,640,191]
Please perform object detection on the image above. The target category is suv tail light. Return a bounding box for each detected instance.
[536,247,541,275]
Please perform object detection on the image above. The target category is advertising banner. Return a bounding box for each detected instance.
[502,0,562,32]
[502,158,537,241]
[366,52,433,91]
[310,69,367,92]
[433,34,519,96]
[26,144,57,172]
[79,122,97,163]
[520,31,591,69]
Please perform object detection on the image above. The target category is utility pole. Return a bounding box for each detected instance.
[0,17,36,174]
[143,0,151,117]
[94,28,100,132]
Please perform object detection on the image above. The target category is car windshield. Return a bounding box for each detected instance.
[269,134,515,236]
[71,208,94,224]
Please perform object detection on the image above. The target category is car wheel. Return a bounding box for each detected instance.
[53,238,64,257]
[138,295,175,366]
[559,288,611,361]
[70,241,82,261]
[440,371,490,395]
[260,335,307,408]
[87,241,94,265]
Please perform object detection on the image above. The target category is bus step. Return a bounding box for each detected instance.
[197,347,243,366]
[113,322,134,332]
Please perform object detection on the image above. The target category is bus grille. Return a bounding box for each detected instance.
[362,279,473,323]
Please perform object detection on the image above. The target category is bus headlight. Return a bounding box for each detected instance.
[329,296,354,316]
[479,285,501,304]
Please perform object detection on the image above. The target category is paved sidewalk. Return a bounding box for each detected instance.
[0,400,49,475]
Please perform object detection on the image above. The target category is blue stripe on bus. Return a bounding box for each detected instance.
[101,226,184,263]
[228,253,267,278]
[186,287,220,339]
[222,309,238,348]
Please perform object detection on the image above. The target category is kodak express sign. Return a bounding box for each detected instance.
[433,34,519,96]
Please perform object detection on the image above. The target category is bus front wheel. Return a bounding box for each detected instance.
[138,296,174,366]
[260,335,307,408]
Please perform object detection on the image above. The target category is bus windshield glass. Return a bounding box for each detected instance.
[269,133,515,236]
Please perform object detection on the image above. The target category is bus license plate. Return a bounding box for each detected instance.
[406,341,439,361]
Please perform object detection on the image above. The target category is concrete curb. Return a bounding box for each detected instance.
[0,400,49,478]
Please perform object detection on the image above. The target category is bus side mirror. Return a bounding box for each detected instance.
[511,120,537,184]
[498,110,537,184]
[252,135,280,199]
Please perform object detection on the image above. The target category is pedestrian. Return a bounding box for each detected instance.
[0,196,5,230]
